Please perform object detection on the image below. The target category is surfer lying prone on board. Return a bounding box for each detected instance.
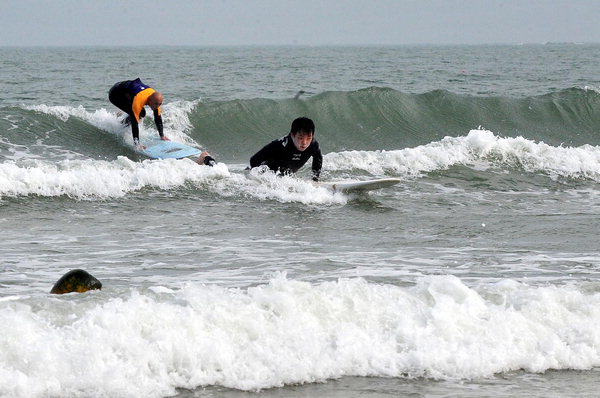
[249,117,323,181]
[108,78,170,150]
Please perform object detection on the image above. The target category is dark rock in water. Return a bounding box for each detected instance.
[50,269,102,294]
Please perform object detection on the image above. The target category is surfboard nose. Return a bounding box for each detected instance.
[50,269,102,294]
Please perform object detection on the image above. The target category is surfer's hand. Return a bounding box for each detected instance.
[160,136,170,141]
[196,151,215,166]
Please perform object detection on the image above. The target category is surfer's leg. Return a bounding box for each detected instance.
[108,83,133,114]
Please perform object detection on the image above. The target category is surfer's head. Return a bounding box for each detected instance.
[147,91,163,110]
[290,117,314,151]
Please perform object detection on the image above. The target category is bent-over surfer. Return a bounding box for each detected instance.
[249,117,322,181]
[108,78,169,149]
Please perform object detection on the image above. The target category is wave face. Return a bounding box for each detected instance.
[190,87,600,158]
[4,87,600,160]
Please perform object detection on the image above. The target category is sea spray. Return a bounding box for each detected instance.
[2,275,600,397]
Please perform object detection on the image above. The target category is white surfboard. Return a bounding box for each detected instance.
[319,178,401,193]
[136,138,201,159]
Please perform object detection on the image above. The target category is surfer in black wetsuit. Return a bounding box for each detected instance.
[108,78,169,149]
[250,117,323,181]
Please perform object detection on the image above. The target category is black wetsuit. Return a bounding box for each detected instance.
[250,134,323,181]
[108,78,163,143]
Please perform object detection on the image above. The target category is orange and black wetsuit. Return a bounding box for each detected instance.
[108,78,164,144]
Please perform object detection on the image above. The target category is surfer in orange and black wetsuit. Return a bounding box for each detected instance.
[250,117,322,181]
[108,78,169,148]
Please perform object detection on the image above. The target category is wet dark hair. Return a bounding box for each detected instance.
[290,117,315,135]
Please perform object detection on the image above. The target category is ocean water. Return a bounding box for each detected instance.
[1,44,600,397]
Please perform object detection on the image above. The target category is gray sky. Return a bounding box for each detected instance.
[3,0,600,46]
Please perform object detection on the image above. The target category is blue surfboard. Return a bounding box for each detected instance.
[136,138,201,159]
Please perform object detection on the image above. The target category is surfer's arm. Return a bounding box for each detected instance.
[153,108,166,139]
[130,116,140,144]
[250,141,278,168]
[311,144,323,181]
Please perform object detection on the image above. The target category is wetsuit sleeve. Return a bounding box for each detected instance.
[154,108,164,137]
[311,142,323,181]
[250,140,278,168]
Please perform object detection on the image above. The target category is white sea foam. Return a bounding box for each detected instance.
[0,157,230,199]
[325,129,600,181]
[25,101,201,146]
[0,157,348,204]
[216,167,347,205]
[4,124,599,201]
[1,275,600,397]
[583,85,600,94]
